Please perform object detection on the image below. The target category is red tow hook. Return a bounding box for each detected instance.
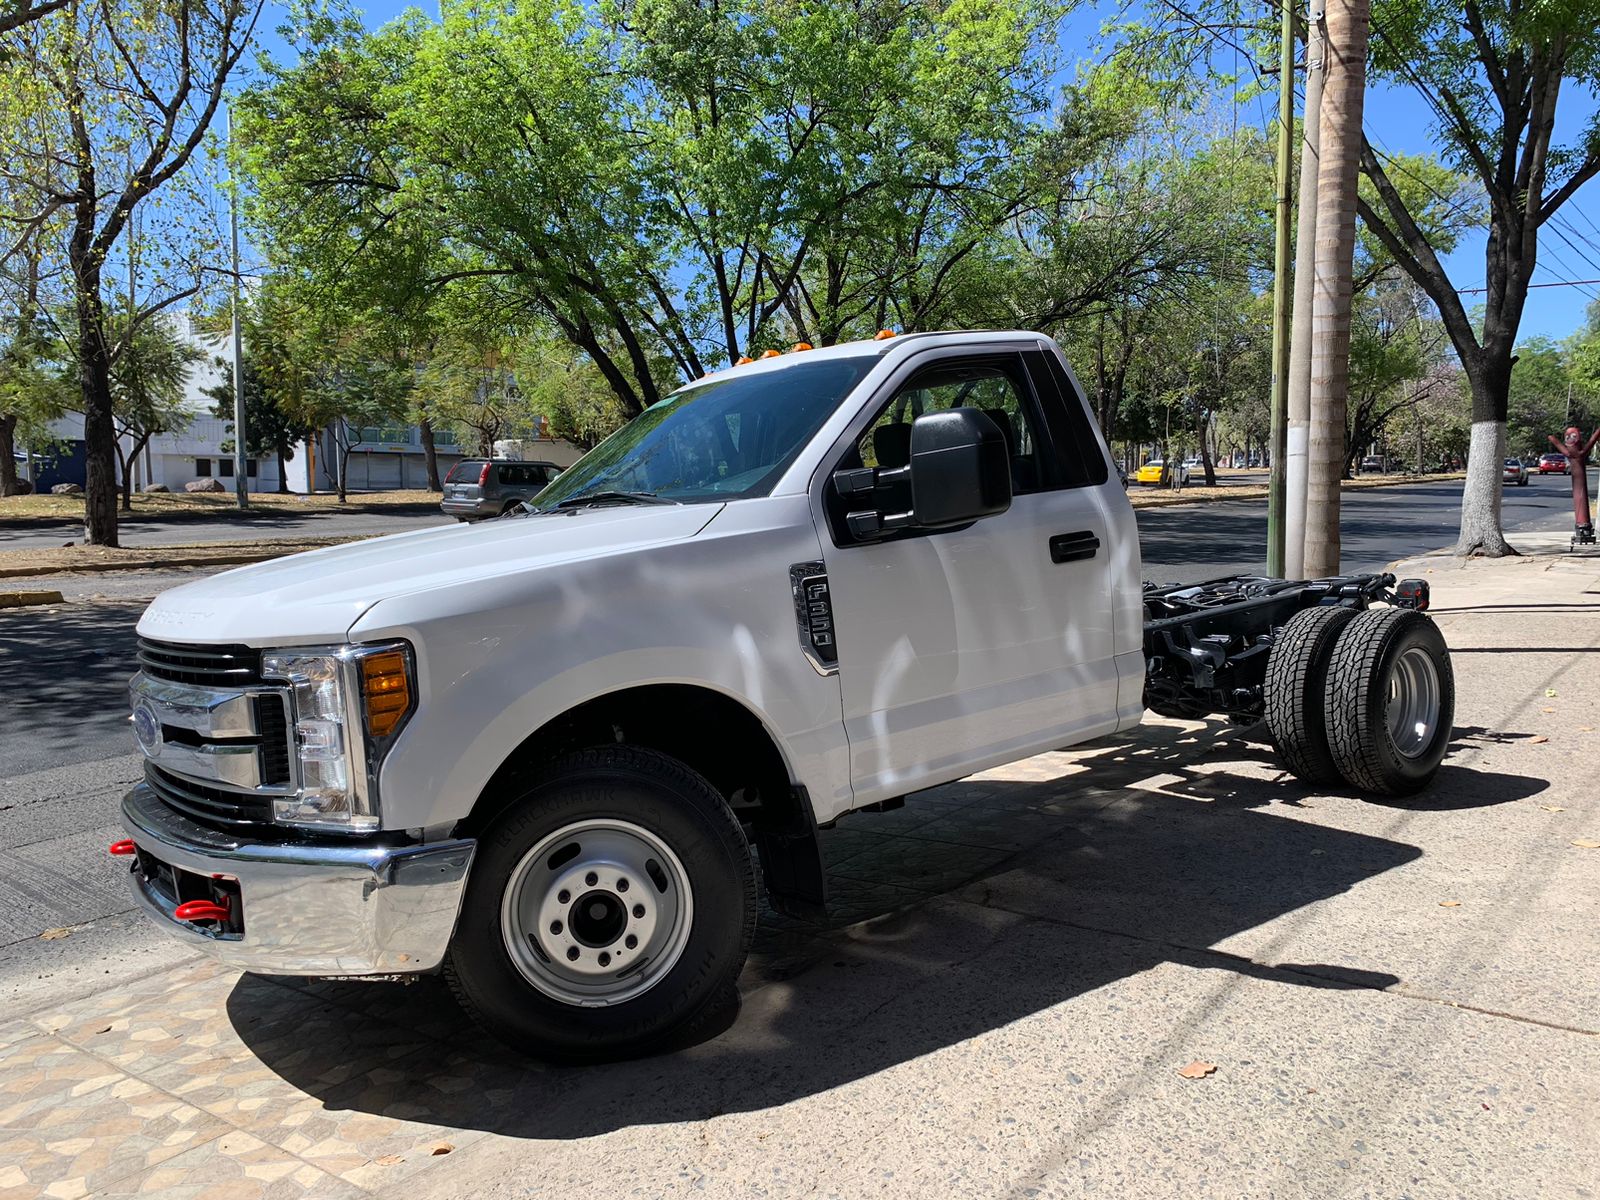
[108,839,136,857]
[173,899,231,923]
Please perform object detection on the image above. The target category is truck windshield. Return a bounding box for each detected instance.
[532,357,875,507]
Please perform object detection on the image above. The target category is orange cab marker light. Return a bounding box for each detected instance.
[173,899,230,923]
[759,349,782,358]
[735,355,754,365]
[361,651,412,738]
[792,342,813,351]
[873,329,896,340]
[109,839,135,857]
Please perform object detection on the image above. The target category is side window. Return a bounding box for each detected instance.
[1022,349,1110,488]
[856,357,1043,494]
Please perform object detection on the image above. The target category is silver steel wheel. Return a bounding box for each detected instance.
[1387,645,1441,759]
[499,818,694,1008]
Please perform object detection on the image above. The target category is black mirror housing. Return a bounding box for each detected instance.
[908,408,1013,528]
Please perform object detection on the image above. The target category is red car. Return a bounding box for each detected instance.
[1538,453,1570,475]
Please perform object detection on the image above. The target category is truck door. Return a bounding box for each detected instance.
[816,347,1123,806]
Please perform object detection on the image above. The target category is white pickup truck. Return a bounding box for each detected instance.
[116,330,1453,1059]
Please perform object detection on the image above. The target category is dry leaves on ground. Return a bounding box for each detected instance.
[374,1156,404,1167]
[1540,805,1566,813]
[1439,900,1462,908]
[1528,736,1549,744]
[430,1143,454,1156]
[1177,1060,1218,1079]
[38,928,71,940]
[1571,838,1600,850]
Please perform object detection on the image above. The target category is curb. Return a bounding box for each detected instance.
[0,589,66,609]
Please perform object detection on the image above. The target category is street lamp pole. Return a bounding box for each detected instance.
[228,105,249,510]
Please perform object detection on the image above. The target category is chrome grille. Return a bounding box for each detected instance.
[131,639,294,833]
[145,763,275,830]
[137,638,262,688]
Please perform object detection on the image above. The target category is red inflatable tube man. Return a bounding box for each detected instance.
[1548,425,1600,545]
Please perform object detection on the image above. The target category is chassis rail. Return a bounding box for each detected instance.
[1141,572,1430,722]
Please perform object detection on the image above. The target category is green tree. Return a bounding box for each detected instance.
[1355,0,1600,554]
[204,355,317,493]
[239,0,1064,415]
[103,312,204,509]
[0,0,262,543]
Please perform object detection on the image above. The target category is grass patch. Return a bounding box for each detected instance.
[0,489,440,523]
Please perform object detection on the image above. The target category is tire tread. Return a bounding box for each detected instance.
[1265,604,1359,784]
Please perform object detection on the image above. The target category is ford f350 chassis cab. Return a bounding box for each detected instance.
[116,331,1451,1059]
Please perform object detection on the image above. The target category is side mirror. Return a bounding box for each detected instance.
[833,408,1012,540]
[907,408,1013,529]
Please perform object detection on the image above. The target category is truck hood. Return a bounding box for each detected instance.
[136,503,723,646]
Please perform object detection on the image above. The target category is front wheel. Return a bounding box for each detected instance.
[446,746,755,1061]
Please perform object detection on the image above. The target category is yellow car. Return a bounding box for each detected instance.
[1135,459,1191,485]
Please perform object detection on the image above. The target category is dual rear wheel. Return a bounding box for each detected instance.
[1266,605,1454,796]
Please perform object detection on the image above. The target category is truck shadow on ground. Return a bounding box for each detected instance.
[225,718,1544,1141]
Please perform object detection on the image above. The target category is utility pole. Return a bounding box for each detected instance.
[1284,3,1324,579]
[1266,0,1297,577]
[228,106,249,511]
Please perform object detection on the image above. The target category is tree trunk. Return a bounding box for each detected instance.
[1304,0,1369,579]
[418,414,441,491]
[76,285,120,546]
[275,442,289,493]
[1455,354,1515,555]
[0,414,18,496]
[116,440,132,512]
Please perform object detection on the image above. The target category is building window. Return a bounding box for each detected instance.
[246,459,258,478]
[218,459,234,477]
[195,457,212,476]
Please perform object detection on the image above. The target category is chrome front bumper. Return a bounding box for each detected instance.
[120,784,476,976]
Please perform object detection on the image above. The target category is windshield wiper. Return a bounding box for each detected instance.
[553,490,681,509]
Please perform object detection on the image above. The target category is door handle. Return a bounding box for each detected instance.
[1049,531,1100,564]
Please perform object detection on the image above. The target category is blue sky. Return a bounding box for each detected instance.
[243,0,1600,343]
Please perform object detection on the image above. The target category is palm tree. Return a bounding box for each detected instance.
[1304,0,1371,578]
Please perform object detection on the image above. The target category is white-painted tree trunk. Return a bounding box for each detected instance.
[1284,3,1323,581]
[1455,420,1514,556]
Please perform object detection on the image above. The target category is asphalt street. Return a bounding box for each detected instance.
[1137,468,1595,580]
[0,473,1590,1011]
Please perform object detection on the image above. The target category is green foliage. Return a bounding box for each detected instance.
[239,0,1065,414]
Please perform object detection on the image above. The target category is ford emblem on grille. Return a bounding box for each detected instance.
[131,701,162,756]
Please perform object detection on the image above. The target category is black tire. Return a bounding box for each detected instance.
[1325,608,1455,796]
[446,745,755,1061]
[1264,604,1360,785]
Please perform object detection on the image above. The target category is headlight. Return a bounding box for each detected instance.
[262,643,415,833]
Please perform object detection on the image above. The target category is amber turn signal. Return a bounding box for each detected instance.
[361,651,412,737]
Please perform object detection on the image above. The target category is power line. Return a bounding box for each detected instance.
[1458,277,1600,295]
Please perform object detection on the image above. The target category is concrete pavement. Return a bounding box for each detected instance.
[1,541,1597,1197]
